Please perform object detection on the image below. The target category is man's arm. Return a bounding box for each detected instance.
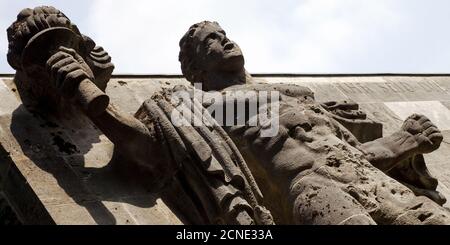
[46,47,154,166]
[359,114,443,172]
[90,104,154,165]
[359,131,420,172]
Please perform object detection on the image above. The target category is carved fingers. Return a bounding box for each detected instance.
[58,47,84,64]
[402,114,434,134]
[321,100,367,120]
[322,101,359,111]
[89,46,112,64]
[402,114,425,134]
[59,47,95,78]
[420,126,443,154]
[46,47,93,97]
[402,114,443,154]
[334,109,367,120]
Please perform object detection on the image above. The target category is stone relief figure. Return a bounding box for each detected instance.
[176,21,450,224]
[5,5,450,225]
[6,6,272,225]
[7,7,113,117]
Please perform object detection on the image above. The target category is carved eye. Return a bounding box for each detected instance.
[205,33,220,45]
[209,33,219,40]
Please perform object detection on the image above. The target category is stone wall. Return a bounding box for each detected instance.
[2,74,450,224]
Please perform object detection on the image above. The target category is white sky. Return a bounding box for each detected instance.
[1,0,450,74]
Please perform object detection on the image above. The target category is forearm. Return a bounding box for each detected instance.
[360,131,418,172]
[89,104,152,163]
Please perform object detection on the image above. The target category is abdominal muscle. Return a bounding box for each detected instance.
[228,100,450,224]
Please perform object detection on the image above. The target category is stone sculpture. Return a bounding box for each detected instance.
[6,6,272,225]
[176,21,450,224]
[4,6,450,225]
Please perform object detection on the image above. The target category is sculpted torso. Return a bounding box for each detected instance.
[220,83,447,224]
[178,21,450,224]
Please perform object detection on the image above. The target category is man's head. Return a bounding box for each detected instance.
[179,21,245,86]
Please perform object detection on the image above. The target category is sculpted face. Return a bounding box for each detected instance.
[193,23,244,74]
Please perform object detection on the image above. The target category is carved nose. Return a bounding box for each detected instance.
[222,37,235,50]
[224,42,235,51]
[221,37,228,46]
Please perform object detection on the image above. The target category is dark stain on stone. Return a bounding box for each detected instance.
[347,188,361,201]
[308,193,318,199]
[118,81,127,86]
[312,211,319,219]
[410,203,423,210]
[52,135,79,155]
[418,212,433,222]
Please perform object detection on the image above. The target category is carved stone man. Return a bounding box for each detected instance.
[7,6,450,225]
[177,21,450,224]
[6,6,272,225]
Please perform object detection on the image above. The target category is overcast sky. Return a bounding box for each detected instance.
[1,0,450,74]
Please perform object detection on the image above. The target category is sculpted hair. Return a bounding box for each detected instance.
[179,21,221,84]
[6,6,82,70]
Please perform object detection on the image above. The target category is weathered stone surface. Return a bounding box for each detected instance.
[261,75,450,209]
[3,74,450,223]
[0,76,184,225]
[176,21,450,224]
[2,7,450,224]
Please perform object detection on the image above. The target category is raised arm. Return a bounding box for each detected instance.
[46,47,155,165]
[359,114,443,172]
[90,104,154,165]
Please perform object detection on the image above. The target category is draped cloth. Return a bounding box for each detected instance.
[134,86,274,225]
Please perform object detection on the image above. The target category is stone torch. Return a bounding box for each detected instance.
[21,27,109,117]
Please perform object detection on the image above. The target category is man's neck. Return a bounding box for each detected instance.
[203,68,252,91]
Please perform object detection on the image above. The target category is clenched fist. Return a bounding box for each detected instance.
[46,46,94,97]
[401,114,443,154]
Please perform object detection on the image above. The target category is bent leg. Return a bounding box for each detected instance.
[292,173,376,225]
[290,148,450,225]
